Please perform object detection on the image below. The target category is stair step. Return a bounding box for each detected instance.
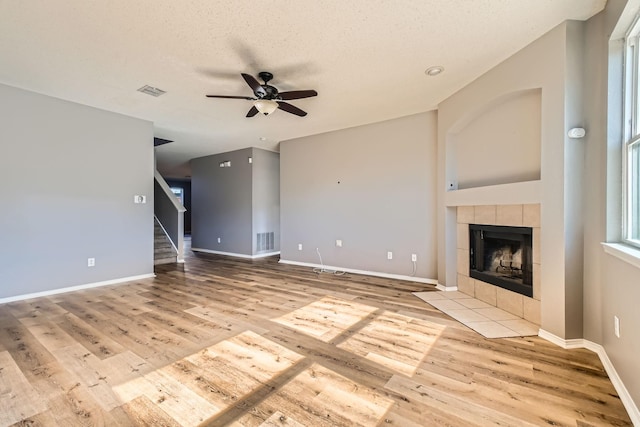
[154,219,178,264]
[154,256,177,265]
[153,250,177,258]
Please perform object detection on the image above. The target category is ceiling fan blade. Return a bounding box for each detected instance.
[277,101,307,117]
[278,90,318,101]
[241,73,266,97]
[206,95,255,100]
[246,106,259,117]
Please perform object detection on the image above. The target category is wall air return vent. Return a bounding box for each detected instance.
[256,232,275,252]
[137,85,166,97]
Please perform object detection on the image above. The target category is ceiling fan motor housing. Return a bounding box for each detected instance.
[259,85,279,99]
[255,72,278,99]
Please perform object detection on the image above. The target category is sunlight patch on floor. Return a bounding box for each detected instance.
[113,330,303,426]
[271,296,378,342]
[338,311,446,376]
[239,362,394,427]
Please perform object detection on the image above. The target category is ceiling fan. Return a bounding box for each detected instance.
[206,71,318,117]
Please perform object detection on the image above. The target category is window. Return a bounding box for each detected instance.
[628,140,640,242]
[170,187,184,205]
[624,19,640,248]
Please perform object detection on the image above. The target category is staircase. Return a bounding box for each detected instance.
[154,218,177,265]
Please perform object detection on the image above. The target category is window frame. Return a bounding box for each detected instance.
[170,187,184,205]
[623,17,640,249]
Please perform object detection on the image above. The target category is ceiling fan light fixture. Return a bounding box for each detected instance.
[254,99,279,115]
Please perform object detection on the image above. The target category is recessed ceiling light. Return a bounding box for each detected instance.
[425,66,444,76]
[259,137,267,141]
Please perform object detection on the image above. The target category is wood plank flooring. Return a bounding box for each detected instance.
[0,248,632,426]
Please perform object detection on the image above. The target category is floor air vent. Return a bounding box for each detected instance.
[256,232,274,252]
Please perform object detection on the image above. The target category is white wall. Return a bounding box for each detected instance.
[0,83,154,299]
[280,112,438,280]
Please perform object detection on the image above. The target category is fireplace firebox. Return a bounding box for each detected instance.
[469,224,533,297]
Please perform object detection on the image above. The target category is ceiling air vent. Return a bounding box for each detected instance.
[137,85,166,97]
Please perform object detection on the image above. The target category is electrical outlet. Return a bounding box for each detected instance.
[87,257,95,267]
[217,237,221,243]
[411,254,417,262]
[298,243,303,251]
[387,251,393,260]
[336,239,342,247]
[614,316,620,338]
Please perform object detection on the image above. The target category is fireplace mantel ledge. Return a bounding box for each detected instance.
[445,180,541,207]
[602,243,640,270]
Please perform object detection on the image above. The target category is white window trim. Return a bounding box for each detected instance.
[622,18,640,249]
[602,243,640,270]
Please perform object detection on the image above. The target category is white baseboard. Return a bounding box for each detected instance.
[278,259,438,285]
[192,248,280,259]
[0,273,156,305]
[435,283,458,291]
[539,329,640,425]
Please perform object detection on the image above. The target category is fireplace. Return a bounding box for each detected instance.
[469,224,533,297]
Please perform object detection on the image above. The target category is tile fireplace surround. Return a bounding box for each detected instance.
[456,204,541,325]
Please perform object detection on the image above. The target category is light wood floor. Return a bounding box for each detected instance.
[0,249,632,426]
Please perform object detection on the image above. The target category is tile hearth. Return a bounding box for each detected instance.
[413,291,539,338]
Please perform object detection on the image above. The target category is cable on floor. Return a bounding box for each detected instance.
[313,247,346,276]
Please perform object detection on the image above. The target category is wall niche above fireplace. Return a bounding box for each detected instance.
[469,224,533,297]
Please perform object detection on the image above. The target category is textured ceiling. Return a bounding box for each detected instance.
[0,0,605,178]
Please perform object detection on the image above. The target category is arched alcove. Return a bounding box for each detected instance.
[447,89,542,189]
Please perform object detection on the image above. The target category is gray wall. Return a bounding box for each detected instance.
[452,89,541,189]
[438,23,576,338]
[252,148,280,255]
[280,112,438,279]
[438,0,640,408]
[0,83,154,299]
[191,148,253,255]
[583,0,640,407]
[563,20,587,339]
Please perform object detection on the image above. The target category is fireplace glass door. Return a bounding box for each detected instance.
[469,224,533,297]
